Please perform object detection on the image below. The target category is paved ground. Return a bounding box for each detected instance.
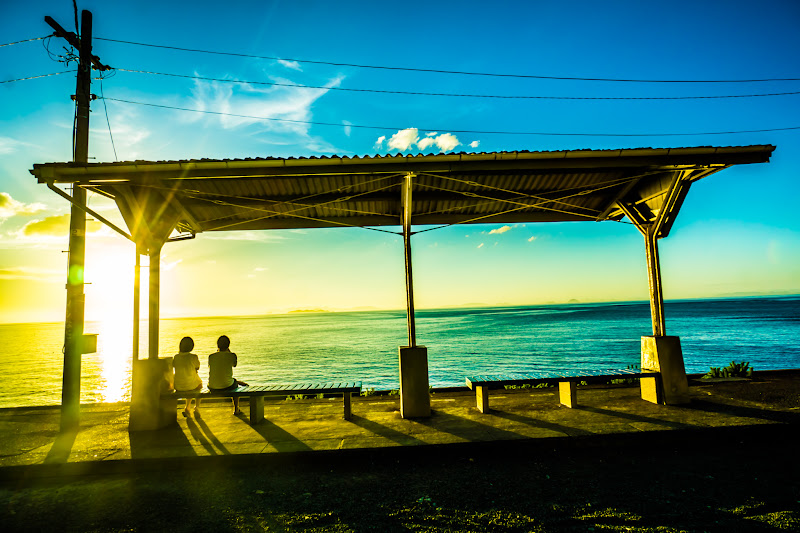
[1,375,799,473]
[1,373,798,531]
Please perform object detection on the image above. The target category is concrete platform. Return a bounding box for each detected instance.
[1,373,798,478]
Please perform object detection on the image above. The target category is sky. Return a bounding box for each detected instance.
[1,0,799,324]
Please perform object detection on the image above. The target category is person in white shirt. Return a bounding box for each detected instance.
[208,335,246,415]
[172,336,202,417]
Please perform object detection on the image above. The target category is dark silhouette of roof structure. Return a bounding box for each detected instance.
[31,145,775,242]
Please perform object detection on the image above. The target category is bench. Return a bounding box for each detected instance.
[166,381,362,425]
[466,369,660,413]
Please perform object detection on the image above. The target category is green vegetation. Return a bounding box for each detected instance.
[360,388,376,397]
[504,382,553,390]
[704,361,754,379]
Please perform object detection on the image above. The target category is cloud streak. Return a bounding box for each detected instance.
[20,214,102,237]
[488,225,512,235]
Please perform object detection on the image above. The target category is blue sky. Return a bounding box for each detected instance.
[1,0,798,323]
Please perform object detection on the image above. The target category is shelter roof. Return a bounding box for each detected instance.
[31,145,775,244]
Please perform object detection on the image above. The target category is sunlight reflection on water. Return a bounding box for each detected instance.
[95,317,131,403]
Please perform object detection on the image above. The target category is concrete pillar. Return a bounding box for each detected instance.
[399,346,430,418]
[641,335,690,404]
[129,357,176,431]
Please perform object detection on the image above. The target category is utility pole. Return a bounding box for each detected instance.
[45,10,110,431]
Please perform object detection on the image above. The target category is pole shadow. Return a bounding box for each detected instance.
[349,414,427,446]
[577,405,694,429]
[250,419,313,452]
[685,399,800,424]
[129,423,198,459]
[489,410,594,437]
[413,410,525,442]
[43,429,78,464]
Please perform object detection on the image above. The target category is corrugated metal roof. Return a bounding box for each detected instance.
[30,146,775,242]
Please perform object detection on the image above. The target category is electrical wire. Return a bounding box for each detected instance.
[94,36,800,83]
[0,71,76,84]
[0,35,50,47]
[98,75,118,160]
[116,68,800,101]
[101,96,800,137]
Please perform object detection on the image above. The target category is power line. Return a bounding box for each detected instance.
[102,96,800,137]
[116,68,800,101]
[0,71,76,84]
[94,36,800,83]
[0,35,50,47]
[98,76,118,161]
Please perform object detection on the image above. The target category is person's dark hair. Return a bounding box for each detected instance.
[179,337,194,352]
[217,335,230,350]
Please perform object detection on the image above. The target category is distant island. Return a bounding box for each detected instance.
[288,308,329,314]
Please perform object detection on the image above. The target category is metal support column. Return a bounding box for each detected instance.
[398,173,430,417]
[402,173,416,347]
[148,245,161,360]
[644,227,666,337]
[133,249,141,361]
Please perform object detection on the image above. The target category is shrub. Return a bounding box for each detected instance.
[704,361,754,379]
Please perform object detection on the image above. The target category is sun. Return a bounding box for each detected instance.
[84,238,137,323]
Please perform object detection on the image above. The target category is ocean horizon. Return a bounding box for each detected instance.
[1,295,798,408]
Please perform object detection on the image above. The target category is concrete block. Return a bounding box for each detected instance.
[129,357,176,431]
[399,346,431,418]
[641,335,690,405]
[559,381,577,408]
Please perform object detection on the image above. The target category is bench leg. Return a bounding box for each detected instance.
[476,385,489,413]
[249,396,264,425]
[343,392,352,420]
[559,381,577,408]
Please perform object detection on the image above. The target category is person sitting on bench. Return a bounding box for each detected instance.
[208,335,248,415]
[172,336,203,418]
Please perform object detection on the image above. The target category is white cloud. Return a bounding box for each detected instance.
[0,192,46,219]
[477,243,484,249]
[0,137,34,155]
[342,120,352,137]
[434,133,460,152]
[417,137,435,150]
[387,128,420,151]
[277,59,303,71]
[378,129,462,153]
[488,225,512,235]
[528,236,537,242]
[254,267,268,272]
[469,140,480,149]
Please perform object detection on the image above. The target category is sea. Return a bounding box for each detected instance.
[0,296,797,408]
